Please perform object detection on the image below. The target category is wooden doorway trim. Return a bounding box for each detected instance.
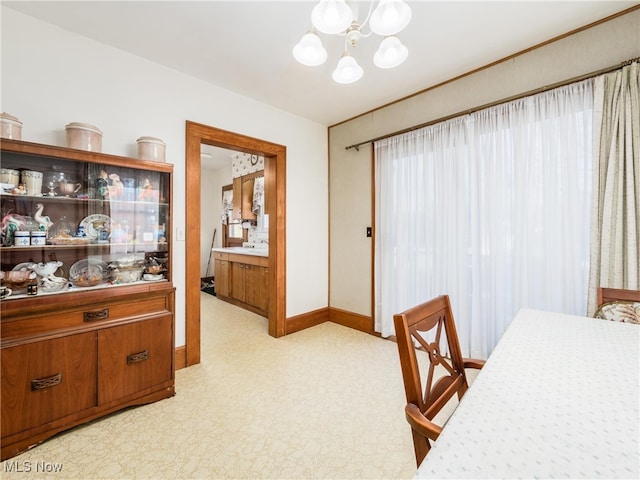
[185,121,286,366]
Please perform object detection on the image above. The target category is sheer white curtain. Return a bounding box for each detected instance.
[375,80,594,358]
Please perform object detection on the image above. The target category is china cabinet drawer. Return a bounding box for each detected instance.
[1,295,170,340]
[98,314,173,404]
[1,332,97,438]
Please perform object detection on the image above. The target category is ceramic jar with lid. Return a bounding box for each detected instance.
[1,113,22,140]
[65,122,103,152]
[0,168,20,186]
[136,136,166,162]
[30,231,47,246]
[14,231,30,246]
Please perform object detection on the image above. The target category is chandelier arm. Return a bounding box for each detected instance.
[356,0,377,36]
[360,0,376,30]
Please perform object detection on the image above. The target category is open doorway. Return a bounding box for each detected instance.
[198,146,233,292]
[185,121,286,367]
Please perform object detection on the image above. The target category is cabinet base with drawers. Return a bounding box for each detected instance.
[0,283,175,461]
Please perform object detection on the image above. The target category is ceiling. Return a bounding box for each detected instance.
[5,1,637,130]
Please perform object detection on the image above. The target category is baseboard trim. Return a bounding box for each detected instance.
[329,307,374,334]
[175,345,187,370]
[285,307,329,334]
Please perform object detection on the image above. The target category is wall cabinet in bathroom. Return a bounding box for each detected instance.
[231,172,262,221]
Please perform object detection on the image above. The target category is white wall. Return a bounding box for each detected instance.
[329,9,640,317]
[200,163,232,278]
[1,8,330,345]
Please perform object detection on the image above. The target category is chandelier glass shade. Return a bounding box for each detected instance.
[292,31,328,66]
[369,0,412,36]
[311,0,353,34]
[373,35,408,68]
[293,0,411,84]
[332,52,364,84]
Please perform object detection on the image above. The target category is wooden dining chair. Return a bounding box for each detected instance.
[594,287,640,324]
[393,295,485,466]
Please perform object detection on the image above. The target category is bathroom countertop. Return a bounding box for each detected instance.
[211,247,268,257]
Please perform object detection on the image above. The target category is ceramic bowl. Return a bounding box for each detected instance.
[69,260,110,287]
[143,273,163,281]
[40,276,68,292]
[0,270,37,290]
[112,267,144,284]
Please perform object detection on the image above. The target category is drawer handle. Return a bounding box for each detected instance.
[31,373,62,391]
[84,308,109,322]
[127,350,149,364]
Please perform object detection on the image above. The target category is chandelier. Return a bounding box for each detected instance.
[293,0,412,84]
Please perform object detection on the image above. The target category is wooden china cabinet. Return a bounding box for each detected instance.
[0,139,175,461]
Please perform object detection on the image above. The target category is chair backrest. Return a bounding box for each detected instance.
[394,295,485,466]
[597,287,640,305]
[393,295,470,423]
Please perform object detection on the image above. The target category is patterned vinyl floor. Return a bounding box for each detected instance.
[1,293,429,479]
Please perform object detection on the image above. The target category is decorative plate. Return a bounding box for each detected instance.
[79,214,111,239]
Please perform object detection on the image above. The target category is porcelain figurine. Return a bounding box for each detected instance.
[95,169,109,199]
[34,203,53,231]
[1,212,26,246]
[108,173,123,198]
[31,261,67,293]
[30,260,63,279]
[139,178,154,200]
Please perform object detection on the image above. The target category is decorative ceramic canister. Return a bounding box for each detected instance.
[0,113,22,140]
[136,136,166,162]
[14,231,30,246]
[65,122,103,152]
[0,168,20,186]
[30,231,47,246]
[20,170,43,196]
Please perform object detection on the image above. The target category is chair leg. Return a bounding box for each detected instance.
[412,429,430,467]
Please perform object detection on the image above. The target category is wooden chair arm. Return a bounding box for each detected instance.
[405,403,442,442]
[463,358,485,370]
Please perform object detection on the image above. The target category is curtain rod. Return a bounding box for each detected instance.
[345,57,639,151]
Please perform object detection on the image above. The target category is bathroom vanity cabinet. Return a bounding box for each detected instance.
[212,249,268,316]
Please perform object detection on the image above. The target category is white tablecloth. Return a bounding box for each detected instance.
[416,308,640,479]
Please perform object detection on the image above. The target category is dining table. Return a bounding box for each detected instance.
[415,308,639,479]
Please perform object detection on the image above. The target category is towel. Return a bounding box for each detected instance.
[221,190,233,225]
[252,176,264,215]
